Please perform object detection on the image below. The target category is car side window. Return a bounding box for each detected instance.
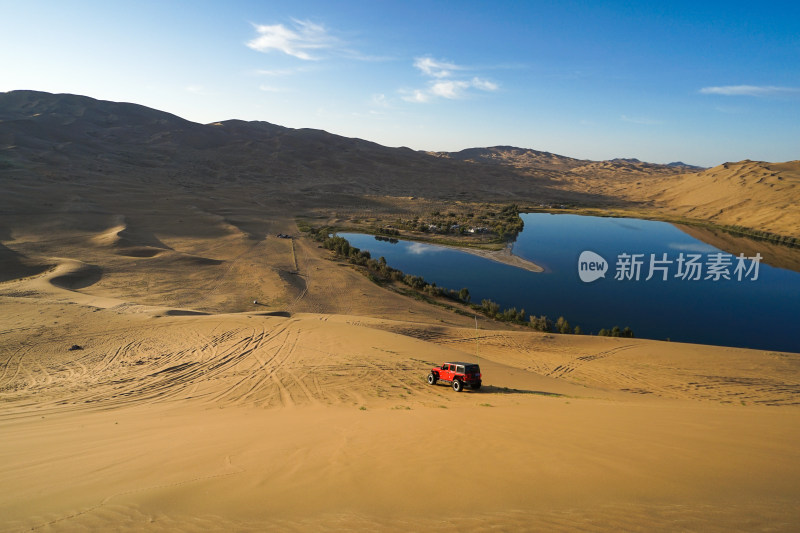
[457,366,464,373]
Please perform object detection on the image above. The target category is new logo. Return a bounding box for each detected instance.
[578,251,608,283]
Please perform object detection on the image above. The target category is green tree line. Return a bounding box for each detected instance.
[304,227,633,337]
[391,203,525,240]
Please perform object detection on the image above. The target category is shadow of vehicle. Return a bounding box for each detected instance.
[480,385,566,397]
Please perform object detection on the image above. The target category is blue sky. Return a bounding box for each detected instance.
[1,0,798,166]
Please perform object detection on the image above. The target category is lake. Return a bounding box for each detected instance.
[340,213,800,353]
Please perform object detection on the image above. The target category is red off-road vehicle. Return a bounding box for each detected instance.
[427,362,482,392]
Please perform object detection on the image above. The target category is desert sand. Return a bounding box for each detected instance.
[561,159,800,238]
[1,91,799,531]
[401,239,545,273]
[2,208,799,531]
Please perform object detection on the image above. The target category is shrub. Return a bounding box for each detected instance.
[597,326,634,338]
[481,299,500,318]
[530,315,552,332]
[403,274,427,290]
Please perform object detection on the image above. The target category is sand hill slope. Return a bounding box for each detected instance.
[638,160,800,236]
[2,89,799,530]
[0,90,678,205]
[1,90,559,201]
[1,190,799,530]
[1,259,799,531]
[5,90,797,240]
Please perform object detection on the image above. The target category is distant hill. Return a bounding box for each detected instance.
[0,90,695,186]
[431,146,585,171]
[0,90,685,205]
[0,90,569,201]
[667,161,706,171]
[432,146,696,178]
[0,90,796,237]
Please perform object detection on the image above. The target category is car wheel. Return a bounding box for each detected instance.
[472,383,481,391]
[453,379,462,392]
[427,373,437,385]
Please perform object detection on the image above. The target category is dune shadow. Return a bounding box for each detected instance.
[164,309,210,316]
[116,225,173,251]
[481,385,566,398]
[116,246,166,258]
[50,264,103,290]
[278,269,306,292]
[0,224,12,241]
[0,243,52,282]
[94,220,174,253]
[256,310,292,317]
[223,217,270,241]
[167,254,225,266]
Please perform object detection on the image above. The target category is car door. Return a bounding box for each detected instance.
[440,364,453,381]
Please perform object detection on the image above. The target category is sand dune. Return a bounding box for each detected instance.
[2,215,799,530]
[581,160,800,238]
[91,219,171,259]
[5,90,798,240]
[2,90,799,530]
[1,300,798,531]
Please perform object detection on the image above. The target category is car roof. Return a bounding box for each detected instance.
[443,361,479,366]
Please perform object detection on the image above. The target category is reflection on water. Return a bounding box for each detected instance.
[407,242,446,255]
[675,224,800,272]
[667,242,717,253]
[340,214,800,353]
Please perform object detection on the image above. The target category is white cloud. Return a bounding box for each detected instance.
[699,85,800,97]
[403,59,500,103]
[405,77,499,103]
[471,77,499,91]
[247,19,384,64]
[247,19,335,60]
[430,80,471,99]
[413,57,461,78]
[621,114,662,125]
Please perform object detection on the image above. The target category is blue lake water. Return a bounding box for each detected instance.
[341,213,800,353]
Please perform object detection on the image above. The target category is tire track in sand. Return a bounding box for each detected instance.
[547,344,638,379]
